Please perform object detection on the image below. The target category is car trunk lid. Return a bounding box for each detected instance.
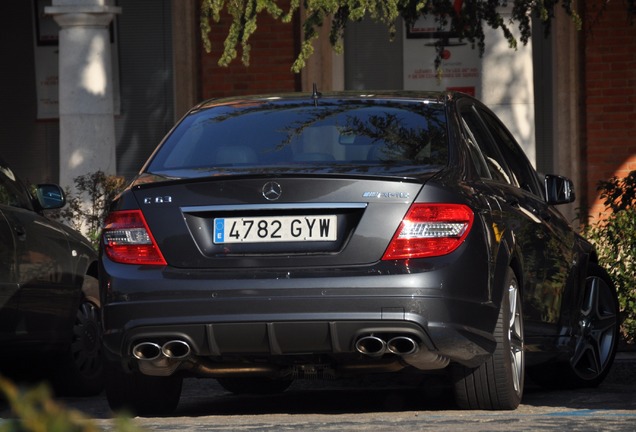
[129,174,429,268]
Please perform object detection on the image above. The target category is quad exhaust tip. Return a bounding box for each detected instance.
[133,340,192,361]
[355,335,419,357]
[355,335,387,357]
[161,339,191,359]
[386,336,419,356]
[133,336,419,360]
[132,342,162,361]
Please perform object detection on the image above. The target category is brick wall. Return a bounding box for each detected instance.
[200,4,300,99]
[584,1,636,219]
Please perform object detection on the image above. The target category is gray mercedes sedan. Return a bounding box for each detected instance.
[99,91,619,415]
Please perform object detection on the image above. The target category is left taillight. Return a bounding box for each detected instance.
[102,210,167,265]
[382,203,474,260]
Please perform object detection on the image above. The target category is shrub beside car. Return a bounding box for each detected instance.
[583,171,636,346]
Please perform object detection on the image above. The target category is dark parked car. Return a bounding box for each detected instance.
[100,91,619,414]
[0,157,102,395]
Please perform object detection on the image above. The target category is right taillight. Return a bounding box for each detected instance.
[102,210,167,265]
[382,203,474,260]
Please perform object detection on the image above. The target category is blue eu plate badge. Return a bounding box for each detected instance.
[214,219,225,243]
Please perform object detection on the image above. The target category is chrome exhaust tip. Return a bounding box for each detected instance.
[355,335,387,357]
[132,342,162,361]
[133,339,192,377]
[387,336,419,355]
[161,339,191,359]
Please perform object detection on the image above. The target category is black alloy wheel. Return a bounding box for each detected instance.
[567,262,619,386]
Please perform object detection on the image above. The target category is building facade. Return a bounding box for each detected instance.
[1,0,634,224]
[583,1,636,218]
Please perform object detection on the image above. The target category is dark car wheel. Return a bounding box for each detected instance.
[51,276,104,396]
[565,262,619,387]
[217,377,294,395]
[105,363,183,416]
[451,267,524,410]
[528,262,619,389]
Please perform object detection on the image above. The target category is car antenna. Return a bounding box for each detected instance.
[311,82,321,106]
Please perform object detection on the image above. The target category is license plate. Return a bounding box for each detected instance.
[213,215,337,244]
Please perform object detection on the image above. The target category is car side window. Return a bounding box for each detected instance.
[477,107,544,197]
[459,105,512,184]
[0,167,31,209]
[460,118,492,179]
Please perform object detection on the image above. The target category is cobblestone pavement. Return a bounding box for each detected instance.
[3,353,636,431]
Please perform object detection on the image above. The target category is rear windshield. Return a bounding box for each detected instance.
[146,99,448,173]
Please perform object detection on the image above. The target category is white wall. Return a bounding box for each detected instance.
[402,9,536,166]
[480,11,536,166]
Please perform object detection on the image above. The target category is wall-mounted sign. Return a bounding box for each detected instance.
[403,4,481,97]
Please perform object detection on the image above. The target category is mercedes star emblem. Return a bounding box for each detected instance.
[262,181,282,201]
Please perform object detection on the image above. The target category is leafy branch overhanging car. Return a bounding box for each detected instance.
[99,91,619,414]
[0,158,102,396]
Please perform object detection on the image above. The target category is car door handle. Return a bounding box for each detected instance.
[12,223,26,238]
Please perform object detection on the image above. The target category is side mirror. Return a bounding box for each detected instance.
[544,175,575,205]
[35,184,66,210]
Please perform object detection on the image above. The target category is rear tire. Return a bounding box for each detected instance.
[451,267,524,410]
[105,363,183,416]
[51,276,104,396]
[567,263,619,386]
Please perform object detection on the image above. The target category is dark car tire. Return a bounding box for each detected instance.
[451,267,524,410]
[567,262,619,387]
[51,276,104,396]
[105,363,183,416]
[217,377,294,395]
[530,262,619,389]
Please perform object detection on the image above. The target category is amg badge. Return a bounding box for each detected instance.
[362,191,410,199]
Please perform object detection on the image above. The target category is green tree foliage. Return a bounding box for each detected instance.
[200,0,634,73]
[0,376,143,432]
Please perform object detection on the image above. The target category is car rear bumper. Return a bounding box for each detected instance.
[102,316,496,370]
[100,256,499,375]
